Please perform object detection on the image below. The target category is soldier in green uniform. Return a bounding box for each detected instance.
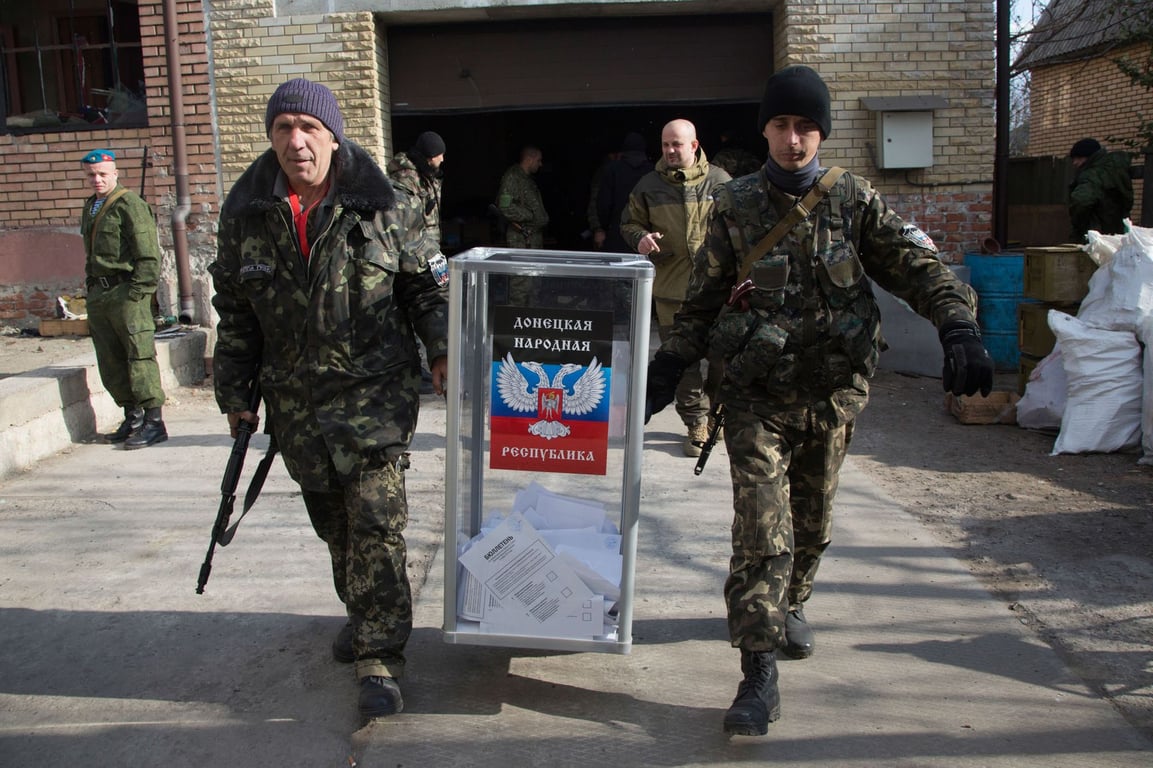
[79,149,167,449]
[209,79,449,722]
[1067,138,1133,240]
[646,66,994,737]
[496,145,549,248]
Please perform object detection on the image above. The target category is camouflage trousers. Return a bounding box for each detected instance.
[86,283,165,410]
[302,460,412,680]
[721,406,852,651]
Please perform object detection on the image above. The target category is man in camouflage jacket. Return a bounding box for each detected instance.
[621,119,731,457]
[496,145,549,248]
[1067,138,1133,240]
[387,131,446,247]
[646,66,994,737]
[209,79,449,722]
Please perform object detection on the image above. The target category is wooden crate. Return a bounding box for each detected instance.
[1017,301,1078,358]
[38,318,89,337]
[1023,246,1096,302]
[946,391,1021,425]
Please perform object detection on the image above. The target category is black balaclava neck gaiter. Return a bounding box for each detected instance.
[764,154,820,196]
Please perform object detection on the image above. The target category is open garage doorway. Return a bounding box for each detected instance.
[386,13,772,254]
[392,102,762,254]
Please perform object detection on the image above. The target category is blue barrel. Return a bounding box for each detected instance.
[963,252,1031,372]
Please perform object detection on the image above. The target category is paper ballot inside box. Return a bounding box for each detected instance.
[458,511,607,637]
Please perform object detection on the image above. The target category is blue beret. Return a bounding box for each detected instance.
[81,149,116,164]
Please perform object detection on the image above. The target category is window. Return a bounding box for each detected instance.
[1,1,146,134]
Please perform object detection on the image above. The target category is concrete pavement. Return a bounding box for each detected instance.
[0,339,1150,767]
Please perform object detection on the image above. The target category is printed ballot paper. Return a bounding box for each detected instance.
[458,512,605,637]
[456,482,624,639]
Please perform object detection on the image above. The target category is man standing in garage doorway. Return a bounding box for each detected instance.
[496,145,549,248]
[621,119,730,458]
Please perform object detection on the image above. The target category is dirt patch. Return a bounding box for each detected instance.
[0,329,96,379]
[851,368,1153,739]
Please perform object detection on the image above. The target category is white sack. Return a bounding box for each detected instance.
[1077,224,1153,333]
[1015,340,1067,431]
[1140,314,1153,466]
[1083,227,1126,268]
[1049,312,1143,456]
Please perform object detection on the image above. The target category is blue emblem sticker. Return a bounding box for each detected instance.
[900,224,936,252]
[428,252,449,286]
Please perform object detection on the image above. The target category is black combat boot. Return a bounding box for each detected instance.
[105,407,144,443]
[723,650,781,736]
[783,606,815,659]
[359,676,404,719]
[124,407,167,449]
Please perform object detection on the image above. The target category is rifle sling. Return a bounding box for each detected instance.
[87,186,130,254]
[219,436,279,546]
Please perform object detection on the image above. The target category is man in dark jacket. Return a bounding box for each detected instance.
[646,65,993,737]
[596,132,653,254]
[1068,138,1133,240]
[209,78,449,722]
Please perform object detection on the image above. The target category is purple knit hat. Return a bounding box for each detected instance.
[264,78,345,143]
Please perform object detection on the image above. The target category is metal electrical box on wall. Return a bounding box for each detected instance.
[861,96,948,171]
[877,111,934,169]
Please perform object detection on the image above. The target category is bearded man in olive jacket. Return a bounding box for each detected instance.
[209,78,449,723]
[621,119,731,457]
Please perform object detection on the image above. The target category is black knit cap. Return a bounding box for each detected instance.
[757,65,832,139]
[412,131,446,159]
[264,78,345,143]
[621,132,646,152]
[1069,138,1101,158]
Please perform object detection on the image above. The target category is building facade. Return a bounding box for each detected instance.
[1,0,996,329]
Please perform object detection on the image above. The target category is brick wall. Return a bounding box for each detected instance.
[209,3,387,189]
[774,0,996,261]
[0,0,219,327]
[1027,41,1152,225]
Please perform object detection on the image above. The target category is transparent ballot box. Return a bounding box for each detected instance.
[443,248,653,653]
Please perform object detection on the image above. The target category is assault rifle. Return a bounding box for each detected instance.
[195,383,263,594]
[692,278,757,476]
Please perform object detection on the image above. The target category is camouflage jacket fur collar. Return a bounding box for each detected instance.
[221,140,396,220]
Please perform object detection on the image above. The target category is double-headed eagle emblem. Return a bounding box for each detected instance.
[495,353,606,439]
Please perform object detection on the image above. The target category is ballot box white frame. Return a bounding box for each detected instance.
[442,248,653,654]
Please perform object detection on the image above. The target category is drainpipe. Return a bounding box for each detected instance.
[992,0,1010,249]
[163,0,196,324]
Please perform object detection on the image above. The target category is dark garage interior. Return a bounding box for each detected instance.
[387,13,772,254]
[392,102,763,255]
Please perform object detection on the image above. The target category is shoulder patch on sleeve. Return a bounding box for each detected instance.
[900,224,936,252]
[428,252,450,286]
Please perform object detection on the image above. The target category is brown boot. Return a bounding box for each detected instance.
[683,421,709,458]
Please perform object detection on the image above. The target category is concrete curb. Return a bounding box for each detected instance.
[0,329,208,480]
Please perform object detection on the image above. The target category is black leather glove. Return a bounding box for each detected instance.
[645,351,688,424]
[940,320,994,397]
